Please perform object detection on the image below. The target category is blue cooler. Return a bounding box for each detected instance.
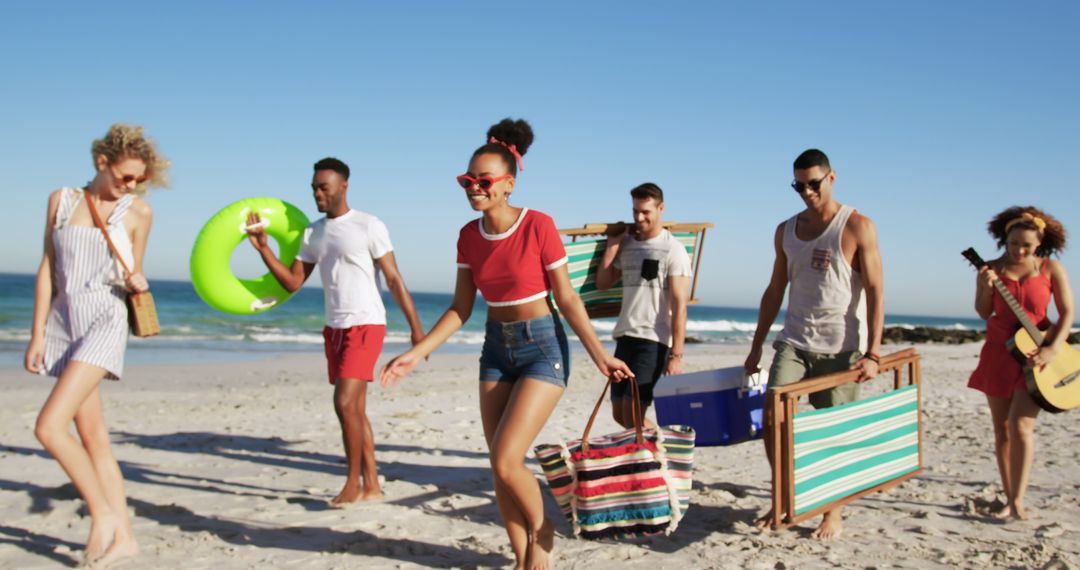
[654,367,767,446]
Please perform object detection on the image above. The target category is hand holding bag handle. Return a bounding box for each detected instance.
[84,189,161,337]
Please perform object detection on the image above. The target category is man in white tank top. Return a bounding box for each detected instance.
[744,149,885,540]
[246,158,425,507]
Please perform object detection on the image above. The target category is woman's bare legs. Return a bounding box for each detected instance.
[480,379,563,570]
[34,361,121,565]
[74,385,138,566]
[1006,388,1041,520]
[479,381,527,566]
[986,395,1013,518]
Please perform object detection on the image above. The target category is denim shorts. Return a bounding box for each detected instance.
[479,313,570,387]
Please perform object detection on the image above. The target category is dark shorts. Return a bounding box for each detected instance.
[479,313,570,388]
[323,325,386,384]
[610,336,669,405]
[767,341,861,409]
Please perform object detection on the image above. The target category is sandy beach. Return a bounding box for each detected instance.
[2,342,1078,569]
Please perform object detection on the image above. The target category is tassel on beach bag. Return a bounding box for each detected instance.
[534,376,695,540]
[85,192,161,337]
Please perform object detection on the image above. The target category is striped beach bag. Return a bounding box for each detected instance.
[534,377,695,540]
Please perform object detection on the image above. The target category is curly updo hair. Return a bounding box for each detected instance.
[987,205,1067,257]
[91,123,170,191]
[472,118,534,176]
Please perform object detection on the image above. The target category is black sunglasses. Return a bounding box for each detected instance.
[791,169,832,193]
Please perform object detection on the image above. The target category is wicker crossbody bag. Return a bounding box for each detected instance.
[84,192,161,337]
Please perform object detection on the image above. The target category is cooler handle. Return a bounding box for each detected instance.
[739,371,765,397]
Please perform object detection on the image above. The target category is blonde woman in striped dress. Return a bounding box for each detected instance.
[24,124,167,568]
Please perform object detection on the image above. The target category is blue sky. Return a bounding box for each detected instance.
[1,1,1076,317]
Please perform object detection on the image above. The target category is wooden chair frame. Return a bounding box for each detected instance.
[558,221,714,318]
[768,348,923,529]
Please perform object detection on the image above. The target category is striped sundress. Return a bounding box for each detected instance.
[42,188,136,381]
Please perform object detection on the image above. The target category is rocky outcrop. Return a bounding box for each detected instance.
[883,327,1080,345]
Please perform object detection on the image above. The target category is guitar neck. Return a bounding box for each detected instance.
[992,279,1045,345]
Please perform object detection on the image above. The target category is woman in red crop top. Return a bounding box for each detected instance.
[381,118,632,569]
[968,206,1073,521]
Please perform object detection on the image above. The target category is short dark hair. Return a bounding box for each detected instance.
[630,182,663,204]
[793,149,830,172]
[314,157,350,180]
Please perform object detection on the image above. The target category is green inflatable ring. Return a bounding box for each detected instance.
[190,197,310,314]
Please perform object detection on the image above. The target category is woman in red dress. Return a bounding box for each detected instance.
[968,206,1074,520]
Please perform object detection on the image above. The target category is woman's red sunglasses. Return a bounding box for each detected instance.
[456,174,513,190]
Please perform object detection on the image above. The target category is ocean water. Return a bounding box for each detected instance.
[0,272,990,368]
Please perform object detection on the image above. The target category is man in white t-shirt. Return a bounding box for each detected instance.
[596,183,692,429]
[246,157,424,507]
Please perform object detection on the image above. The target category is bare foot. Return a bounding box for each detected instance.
[83,515,118,566]
[328,483,362,508]
[753,508,775,531]
[989,501,1012,519]
[991,500,1032,521]
[89,530,139,568]
[361,489,385,502]
[525,519,555,570]
[812,509,842,540]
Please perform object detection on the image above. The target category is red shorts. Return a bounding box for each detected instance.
[322,325,386,384]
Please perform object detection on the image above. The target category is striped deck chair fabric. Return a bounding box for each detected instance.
[534,426,695,540]
[792,384,920,515]
[561,233,698,317]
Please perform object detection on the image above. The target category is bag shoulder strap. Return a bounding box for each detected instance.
[84,189,132,278]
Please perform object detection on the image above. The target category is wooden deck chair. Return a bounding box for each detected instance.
[557,222,714,318]
[768,349,923,529]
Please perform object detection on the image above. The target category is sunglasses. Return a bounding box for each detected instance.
[456,174,513,190]
[791,168,832,193]
[111,165,149,185]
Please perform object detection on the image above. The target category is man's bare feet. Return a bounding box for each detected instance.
[83,514,118,566]
[525,519,555,570]
[812,509,843,540]
[89,530,138,568]
[753,508,775,530]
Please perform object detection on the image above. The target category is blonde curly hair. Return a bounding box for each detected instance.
[91,124,170,192]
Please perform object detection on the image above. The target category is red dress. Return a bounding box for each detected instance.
[968,260,1053,399]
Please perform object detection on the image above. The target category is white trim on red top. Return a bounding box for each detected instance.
[545,256,568,271]
[478,207,529,241]
[485,290,550,307]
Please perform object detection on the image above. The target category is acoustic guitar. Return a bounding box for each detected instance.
[962,248,1080,413]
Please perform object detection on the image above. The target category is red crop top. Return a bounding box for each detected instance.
[456,208,569,307]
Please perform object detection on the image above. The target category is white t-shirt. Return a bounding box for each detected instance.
[612,229,693,346]
[297,209,393,328]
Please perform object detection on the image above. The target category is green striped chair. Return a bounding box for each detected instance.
[792,384,921,515]
[767,349,923,529]
[557,222,712,318]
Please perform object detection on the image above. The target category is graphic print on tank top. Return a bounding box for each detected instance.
[811,248,832,271]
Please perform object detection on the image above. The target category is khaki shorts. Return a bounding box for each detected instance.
[767,341,861,409]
